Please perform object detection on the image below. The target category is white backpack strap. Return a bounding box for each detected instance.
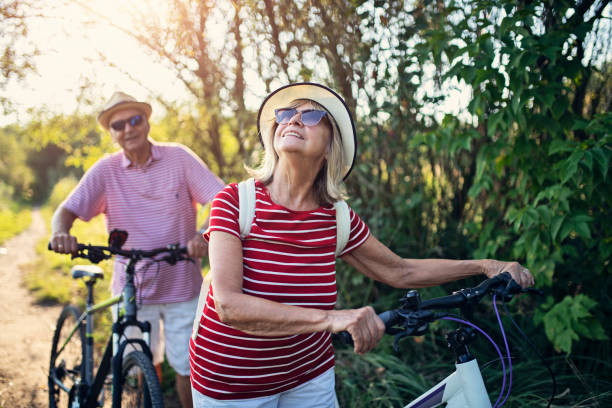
[238,178,256,239]
[334,200,350,257]
[191,275,211,341]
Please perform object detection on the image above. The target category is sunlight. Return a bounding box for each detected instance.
[2,0,189,124]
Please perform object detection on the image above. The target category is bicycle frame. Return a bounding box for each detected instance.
[404,324,492,408]
[52,260,154,407]
[405,358,491,408]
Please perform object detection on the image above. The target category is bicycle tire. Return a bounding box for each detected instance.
[113,350,164,408]
[49,305,86,408]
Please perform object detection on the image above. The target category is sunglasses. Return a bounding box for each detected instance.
[110,114,144,131]
[274,108,328,127]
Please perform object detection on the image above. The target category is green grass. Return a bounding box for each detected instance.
[24,206,114,344]
[23,178,114,342]
[0,203,31,245]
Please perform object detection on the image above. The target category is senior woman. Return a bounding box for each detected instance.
[189,83,534,407]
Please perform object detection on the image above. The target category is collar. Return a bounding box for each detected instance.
[120,139,161,168]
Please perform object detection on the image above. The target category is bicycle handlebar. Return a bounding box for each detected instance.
[338,272,541,346]
[48,229,192,266]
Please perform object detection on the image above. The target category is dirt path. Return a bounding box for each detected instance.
[0,209,58,407]
[0,211,182,408]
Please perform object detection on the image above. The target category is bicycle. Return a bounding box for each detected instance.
[48,229,192,408]
[338,272,554,407]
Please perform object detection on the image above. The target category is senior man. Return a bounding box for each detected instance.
[50,91,224,408]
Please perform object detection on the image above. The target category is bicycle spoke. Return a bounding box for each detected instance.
[49,305,85,408]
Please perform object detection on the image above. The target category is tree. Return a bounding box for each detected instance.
[375,0,612,355]
[0,124,33,202]
[83,0,255,181]
[0,0,38,110]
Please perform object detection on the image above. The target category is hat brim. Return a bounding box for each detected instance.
[97,101,152,130]
[257,83,357,179]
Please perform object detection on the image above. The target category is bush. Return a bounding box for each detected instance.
[0,202,31,245]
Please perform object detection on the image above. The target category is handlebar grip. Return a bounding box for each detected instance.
[48,242,52,251]
[335,331,354,346]
[378,309,401,332]
[335,310,399,346]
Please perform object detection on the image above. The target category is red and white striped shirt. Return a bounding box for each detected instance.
[63,141,224,304]
[190,181,370,399]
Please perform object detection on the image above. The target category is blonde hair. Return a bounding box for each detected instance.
[247,99,346,205]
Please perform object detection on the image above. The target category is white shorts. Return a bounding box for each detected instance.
[191,368,337,408]
[112,296,198,376]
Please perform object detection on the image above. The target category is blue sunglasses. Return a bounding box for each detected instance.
[274,108,328,126]
[110,114,144,131]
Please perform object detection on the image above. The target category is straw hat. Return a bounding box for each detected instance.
[257,82,357,179]
[97,91,152,130]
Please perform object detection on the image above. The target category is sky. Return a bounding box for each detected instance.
[4,0,535,130]
[2,0,467,127]
[3,1,610,129]
[1,0,212,125]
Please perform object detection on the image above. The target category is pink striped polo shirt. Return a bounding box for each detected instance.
[189,181,370,399]
[63,140,224,304]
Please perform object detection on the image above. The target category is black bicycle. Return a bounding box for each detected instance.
[48,229,192,408]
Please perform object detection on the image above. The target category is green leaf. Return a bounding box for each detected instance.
[538,90,555,109]
[551,96,569,120]
[560,151,584,184]
[559,220,573,241]
[572,214,593,223]
[541,294,606,353]
[551,215,565,241]
[523,207,539,229]
[556,329,578,354]
[587,321,609,340]
[536,205,552,225]
[591,147,610,179]
[487,111,504,135]
[548,139,573,155]
[582,150,593,171]
[571,119,589,130]
[573,221,591,239]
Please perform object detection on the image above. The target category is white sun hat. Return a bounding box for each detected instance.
[257,82,357,179]
[97,91,152,131]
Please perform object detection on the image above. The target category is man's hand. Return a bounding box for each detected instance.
[187,233,209,258]
[50,232,78,254]
[50,206,79,254]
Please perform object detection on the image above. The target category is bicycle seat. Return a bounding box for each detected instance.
[71,265,104,280]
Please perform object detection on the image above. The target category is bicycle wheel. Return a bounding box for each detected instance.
[49,305,85,408]
[114,350,164,408]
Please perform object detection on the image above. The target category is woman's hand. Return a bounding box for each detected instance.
[328,307,385,355]
[482,259,534,288]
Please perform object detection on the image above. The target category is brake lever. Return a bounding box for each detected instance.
[495,279,544,302]
[161,251,194,265]
[72,246,108,264]
[393,322,429,352]
[390,310,441,352]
